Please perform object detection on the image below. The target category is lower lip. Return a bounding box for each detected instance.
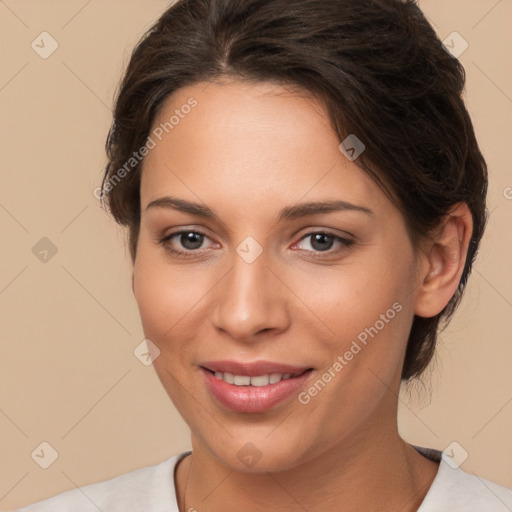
[202,368,313,413]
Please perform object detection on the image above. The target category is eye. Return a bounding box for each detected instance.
[158,229,354,260]
[159,230,216,258]
[293,231,353,257]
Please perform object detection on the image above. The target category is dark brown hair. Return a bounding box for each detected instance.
[101,0,488,381]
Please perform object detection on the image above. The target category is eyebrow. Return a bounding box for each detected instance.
[145,196,374,222]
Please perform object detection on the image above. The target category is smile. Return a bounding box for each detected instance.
[200,361,314,413]
[212,370,305,387]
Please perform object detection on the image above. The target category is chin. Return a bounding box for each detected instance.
[197,430,317,474]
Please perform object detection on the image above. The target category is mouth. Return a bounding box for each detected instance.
[199,361,314,413]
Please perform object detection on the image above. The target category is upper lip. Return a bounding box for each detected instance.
[200,360,312,376]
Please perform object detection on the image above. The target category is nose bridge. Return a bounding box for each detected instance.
[212,241,287,340]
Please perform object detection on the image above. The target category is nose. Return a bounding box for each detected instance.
[211,248,290,343]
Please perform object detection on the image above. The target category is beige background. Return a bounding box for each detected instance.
[0,0,511,509]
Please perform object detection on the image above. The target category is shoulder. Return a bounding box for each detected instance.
[418,448,512,511]
[13,452,189,512]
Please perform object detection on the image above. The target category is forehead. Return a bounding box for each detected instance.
[140,80,387,216]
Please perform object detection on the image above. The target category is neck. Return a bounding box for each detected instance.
[175,421,439,512]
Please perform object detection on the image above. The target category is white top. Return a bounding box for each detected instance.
[14,446,512,511]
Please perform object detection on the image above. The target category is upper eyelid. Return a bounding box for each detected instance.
[292,232,353,252]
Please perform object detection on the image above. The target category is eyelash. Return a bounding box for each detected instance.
[158,229,354,259]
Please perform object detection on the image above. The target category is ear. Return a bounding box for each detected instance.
[414,203,473,318]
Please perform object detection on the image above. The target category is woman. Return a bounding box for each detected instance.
[15,0,512,510]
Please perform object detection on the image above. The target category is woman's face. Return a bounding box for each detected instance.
[133,80,424,472]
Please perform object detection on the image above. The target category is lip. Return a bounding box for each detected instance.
[200,360,313,413]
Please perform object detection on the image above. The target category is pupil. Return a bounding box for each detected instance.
[311,233,333,251]
[182,232,203,250]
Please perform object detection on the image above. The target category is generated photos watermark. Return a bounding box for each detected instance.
[93,97,198,200]
[298,301,403,405]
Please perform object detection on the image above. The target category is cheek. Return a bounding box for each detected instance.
[292,260,414,437]
[291,242,416,380]
[293,257,407,337]
[132,246,204,410]
[132,241,201,348]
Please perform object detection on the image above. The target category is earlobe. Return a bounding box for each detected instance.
[414,203,473,318]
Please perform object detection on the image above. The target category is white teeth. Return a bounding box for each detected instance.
[233,375,251,385]
[269,373,282,384]
[250,375,270,387]
[212,370,303,386]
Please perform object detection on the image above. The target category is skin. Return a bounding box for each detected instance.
[132,79,473,511]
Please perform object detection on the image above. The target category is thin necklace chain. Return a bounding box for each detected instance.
[182,453,193,511]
